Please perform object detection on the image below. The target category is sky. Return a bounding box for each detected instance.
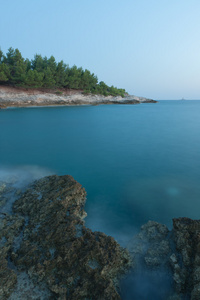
[1,0,200,100]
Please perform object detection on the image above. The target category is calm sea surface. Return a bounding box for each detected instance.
[1,100,200,245]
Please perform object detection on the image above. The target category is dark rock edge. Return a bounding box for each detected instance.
[127,218,200,300]
[1,175,198,299]
[0,175,131,300]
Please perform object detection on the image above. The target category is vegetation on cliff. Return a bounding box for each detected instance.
[0,47,126,97]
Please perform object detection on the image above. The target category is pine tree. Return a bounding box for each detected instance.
[0,63,10,82]
[24,69,44,87]
[43,67,56,87]
[0,47,126,96]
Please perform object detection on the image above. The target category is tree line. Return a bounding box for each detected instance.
[0,47,126,97]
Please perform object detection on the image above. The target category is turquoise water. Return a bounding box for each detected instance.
[1,101,200,245]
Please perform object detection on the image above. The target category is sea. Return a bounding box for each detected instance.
[1,100,200,298]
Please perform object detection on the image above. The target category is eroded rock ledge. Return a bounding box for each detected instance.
[0,86,157,109]
[0,175,130,299]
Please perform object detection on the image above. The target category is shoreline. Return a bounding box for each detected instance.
[0,174,130,299]
[0,86,157,109]
[1,172,200,299]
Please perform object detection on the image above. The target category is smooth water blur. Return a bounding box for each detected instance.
[1,101,200,245]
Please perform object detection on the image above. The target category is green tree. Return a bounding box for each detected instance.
[0,49,4,63]
[12,60,27,84]
[43,67,56,87]
[47,56,57,75]
[81,69,98,91]
[24,69,44,87]
[31,54,45,73]
[25,58,31,72]
[55,60,68,87]
[98,81,109,96]
[0,47,127,96]
[67,65,82,89]
[4,48,27,84]
[0,63,10,82]
[5,47,15,66]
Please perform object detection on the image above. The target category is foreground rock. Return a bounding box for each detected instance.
[0,175,130,299]
[1,174,200,299]
[0,86,157,109]
[127,218,200,299]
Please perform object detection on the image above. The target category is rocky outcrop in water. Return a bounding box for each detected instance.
[2,173,199,299]
[0,86,157,108]
[127,218,200,300]
[0,175,130,299]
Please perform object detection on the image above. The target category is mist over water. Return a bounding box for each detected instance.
[0,165,53,187]
[0,166,54,214]
[1,100,200,297]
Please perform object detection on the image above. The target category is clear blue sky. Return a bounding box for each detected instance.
[1,0,200,99]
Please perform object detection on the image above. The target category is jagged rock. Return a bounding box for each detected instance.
[3,173,200,299]
[128,221,170,269]
[0,175,130,299]
[127,217,200,299]
[0,213,24,299]
[172,218,200,299]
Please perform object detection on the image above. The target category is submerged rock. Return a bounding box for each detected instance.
[127,218,200,299]
[0,175,130,299]
[2,173,200,299]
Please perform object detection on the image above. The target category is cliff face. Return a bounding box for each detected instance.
[0,86,156,108]
[0,175,130,299]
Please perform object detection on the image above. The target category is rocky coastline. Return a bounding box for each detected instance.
[126,218,200,299]
[1,174,198,299]
[0,175,130,299]
[0,86,157,109]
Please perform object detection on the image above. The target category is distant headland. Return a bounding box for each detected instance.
[0,85,156,109]
[0,47,156,108]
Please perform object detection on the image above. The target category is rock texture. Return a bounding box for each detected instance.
[2,173,199,299]
[127,218,200,300]
[0,86,157,109]
[0,175,130,299]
